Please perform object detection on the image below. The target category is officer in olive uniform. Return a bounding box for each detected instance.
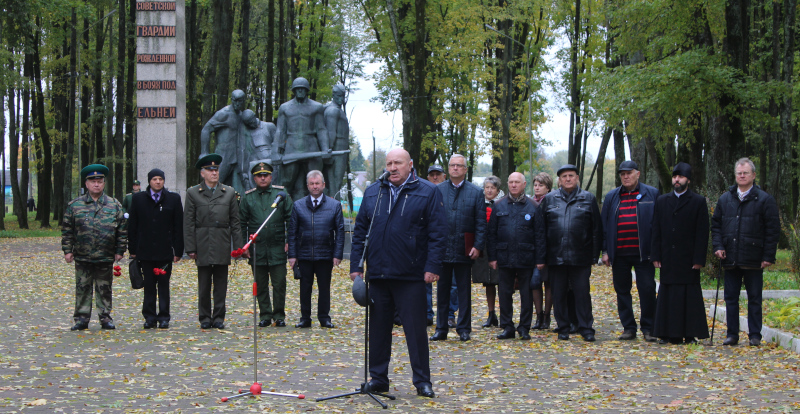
[239,161,293,327]
[122,180,141,214]
[62,164,127,331]
[184,153,244,330]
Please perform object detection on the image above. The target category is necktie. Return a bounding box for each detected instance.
[313,199,318,209]
[153,193,159,203]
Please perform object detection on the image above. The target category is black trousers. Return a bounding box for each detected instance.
[298,260,334,323]
[498,268,533,332]
[197,265,228,324]
[435,263,473,334]
[141,260,172,322]
[724,267,764,340]
[612,255,657,333]
[369,279,431,388]
[550,265,595,336]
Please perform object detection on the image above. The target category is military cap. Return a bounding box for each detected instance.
[133,180,141,185]
[556,164,579,177]
[81,164,109,181]
[427,165,444,174]
[195,153,223,170]
[251,162,273,175]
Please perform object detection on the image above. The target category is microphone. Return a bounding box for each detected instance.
[271,191,287,208]
[377,170,390,182]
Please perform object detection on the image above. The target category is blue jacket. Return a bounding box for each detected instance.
[437,179,486,264]
[600,183,660,264]
[287,194,345,261]
[350,169,447,281]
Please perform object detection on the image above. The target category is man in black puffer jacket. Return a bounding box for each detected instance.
[540,164,602,342]
[487,172,545,340]
[288,170,345,328]
[711,157,780,347]
[429,154,486,343]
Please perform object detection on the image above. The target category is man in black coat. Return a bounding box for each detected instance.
[540,164,602,342]
[487,172,545,340]
[288,170,345,328]
[712,157,780,347]
[128,168,184,329]
[651,162,709,344]
[429,154,486,342]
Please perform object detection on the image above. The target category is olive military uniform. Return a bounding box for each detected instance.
[62,192,127,324]
[239,176,293,325]
[184,180,243,326]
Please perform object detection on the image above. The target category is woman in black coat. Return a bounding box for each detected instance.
[651,163,709,344]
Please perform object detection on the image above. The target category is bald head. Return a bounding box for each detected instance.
[385,148,413,186]
[507,172,527,198]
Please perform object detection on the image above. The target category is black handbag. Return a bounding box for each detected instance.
[129,260,144,289]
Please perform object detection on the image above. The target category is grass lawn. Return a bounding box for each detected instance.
[1,212,61,238]
[699,250,799,290]
[763,298,800,336]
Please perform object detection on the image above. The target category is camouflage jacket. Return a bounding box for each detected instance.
[62,192,127,262]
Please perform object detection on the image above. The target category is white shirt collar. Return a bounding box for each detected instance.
[674,189,687,198]
[311,195,323,205]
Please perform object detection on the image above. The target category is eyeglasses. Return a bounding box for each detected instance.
[449,163,466,168]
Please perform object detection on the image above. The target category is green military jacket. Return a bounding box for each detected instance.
[121,191,138,214]
[61,192,127,263]
[239,184,293,266]
[184,182,243,266]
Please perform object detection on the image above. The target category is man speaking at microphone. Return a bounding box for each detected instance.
[239,161,294,327]
[349,148,447,398]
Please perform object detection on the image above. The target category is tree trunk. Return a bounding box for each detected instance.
[113,0,127,201]
[7,55,28,228]
[126,0,136,188]
[779,0,796,212]
[32,21,52,227]
[613,126,624,188]
[238,0,251,92]
[264,0,275,121]
[278,0,287,105]
[201,0,222,123]
[215,0,234,107]
[81,17,92,166]
[64,8,77,208]
[568,0,581,165]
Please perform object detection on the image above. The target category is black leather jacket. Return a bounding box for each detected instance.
[287,195,345,261]
[711,185,780,268]
[539,188,603,266]
[437,180,486,264]
[487,195,545,268]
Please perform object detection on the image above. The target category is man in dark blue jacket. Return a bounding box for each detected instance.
[349,148,446,398]
[712,157,780,347]
[600,160,660,342]
[128,168,184,329]
[429,154,486,342]
[288,170,345,328]
[487,172,545,340]
[540,164,603,341]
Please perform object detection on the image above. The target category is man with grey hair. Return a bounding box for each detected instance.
[711,157,780,347]
[288,170,345,328]
[429,154,486,342]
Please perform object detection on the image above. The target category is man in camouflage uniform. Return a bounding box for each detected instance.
[62,164,127,331]
[122,180,141,214]
[184,153,243,330]
[239,161,293,327]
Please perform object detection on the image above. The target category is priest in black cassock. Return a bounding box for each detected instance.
[650,162,710,344]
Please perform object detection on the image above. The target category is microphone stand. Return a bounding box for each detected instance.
[317,180,395,409]
[221,198,305,403]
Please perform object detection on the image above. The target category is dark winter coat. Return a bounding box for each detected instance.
[539,187,603,266]
[651,190,709,284]
[127,188,184,261]
[437,179,486,264]
[350,169,447,281]
[288,194,345,261]
[711,185,780,269]
[600,183,660,264]
[486,195,545,269]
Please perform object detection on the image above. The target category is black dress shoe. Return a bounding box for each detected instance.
[570,324,579,334]
[295,320,311,328]
[532,314,544,330]
[642,331,658,342]
[558,333,570,341]
[101,321,116,330]
[618,330,636,340]
[482,311,498,328]
[200,322,212,329]
[749,337,761,347]
[430,331,448,341]
[158,321,169,329]
[519,330,531,340]
[723,336,739,346]
[70,321,88,331]
[393,316,402,326]
[274,319,286,327]
[361,381,389,393]
[684,337,697,345]
[459,332,470,342]
[143,321,157,329]
[582,333,596,342]
[496,329,515,340]
[416,383,435,398]
[258,319,271,327]
[541,313,551,330]
[320,321,335,328]
[212,322,225,329]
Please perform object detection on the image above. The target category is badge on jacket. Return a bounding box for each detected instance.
[525,214,531,221]
[636,194,642,200]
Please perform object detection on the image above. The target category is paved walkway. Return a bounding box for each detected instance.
[0,237,798,412]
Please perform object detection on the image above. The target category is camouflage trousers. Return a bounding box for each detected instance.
[74,261,114,323]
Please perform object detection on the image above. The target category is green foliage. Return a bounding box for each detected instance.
[765,297,800,334]
[786,218,800,289]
